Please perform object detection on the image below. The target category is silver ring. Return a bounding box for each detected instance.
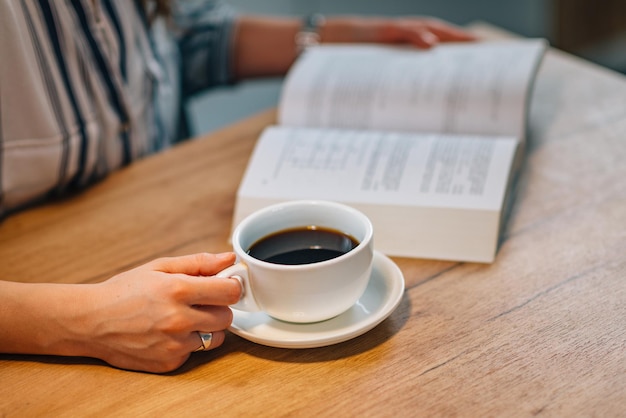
[193,332,213,352]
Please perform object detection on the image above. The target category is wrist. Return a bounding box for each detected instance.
[41,283,97,357]
[295,14,325,55]
[321,17,384,44]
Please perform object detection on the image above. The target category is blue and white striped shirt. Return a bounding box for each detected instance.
[0,0,236,217]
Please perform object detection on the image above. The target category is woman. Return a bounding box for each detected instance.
[0,0,475,373]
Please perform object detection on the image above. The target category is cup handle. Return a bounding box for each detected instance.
[216,262,261,312]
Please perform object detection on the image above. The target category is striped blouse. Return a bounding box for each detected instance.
[0,0,236,217]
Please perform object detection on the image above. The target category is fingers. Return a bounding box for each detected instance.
[140,252,242,306]
[185,277,243,306]
[407,28,439,49]
[421,19,477,42]
[186,305,231,353]
[378,18,476,48]
[188,330,226,353]
[189,303,234,331]
[149,252,236,276]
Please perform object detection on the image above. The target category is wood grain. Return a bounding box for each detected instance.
[1,28,625,417]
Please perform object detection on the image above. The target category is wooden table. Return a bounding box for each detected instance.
[1,29,625,416]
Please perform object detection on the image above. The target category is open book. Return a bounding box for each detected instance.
[231,39,547,263]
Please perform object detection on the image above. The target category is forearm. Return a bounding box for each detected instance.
[0,253,240,373]
[232,15,300,79]
[232,15,378,79]
[0,281,94,357]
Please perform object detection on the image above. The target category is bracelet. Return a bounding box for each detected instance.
[295,13,325,55]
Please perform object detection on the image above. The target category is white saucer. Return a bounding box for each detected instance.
[228,251,405,349]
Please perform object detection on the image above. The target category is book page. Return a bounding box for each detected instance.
[238,126,519,211]
[278,40,546,138]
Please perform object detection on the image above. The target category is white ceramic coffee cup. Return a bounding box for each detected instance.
[217,200,374,323]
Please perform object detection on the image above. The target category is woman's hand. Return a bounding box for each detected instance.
[234,15,476,79]
[323,16,477,48]
[83,252,241,373]
[0,252,241,373]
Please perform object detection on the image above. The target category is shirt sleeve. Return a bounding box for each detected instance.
[171,0,238,96]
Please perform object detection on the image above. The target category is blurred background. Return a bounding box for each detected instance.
[187,0,626,135]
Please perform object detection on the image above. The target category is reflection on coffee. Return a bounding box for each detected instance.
[247,226,359,265]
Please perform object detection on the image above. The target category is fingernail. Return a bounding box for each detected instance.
[422,31,438,46]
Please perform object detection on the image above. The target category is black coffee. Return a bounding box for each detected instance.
[247,226,359,265]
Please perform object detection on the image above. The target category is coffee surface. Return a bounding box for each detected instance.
[247,226,359,265]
